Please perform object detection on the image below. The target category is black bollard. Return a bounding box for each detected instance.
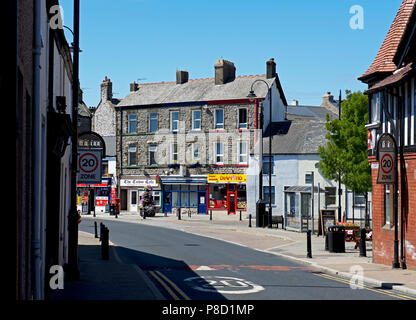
[210,209,212,221]
[249,214,252,228]
[325,231,328,251]
[359,228,367,257]
[100,223,104,241]
[178,208,181,220]
[101,227,109,260]
[239,210,242,221]
[307,230,312,258]
[94,221,98,238]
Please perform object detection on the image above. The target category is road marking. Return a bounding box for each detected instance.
[314,273,415,300]
[149,271,180,300]
[155,271,191,300]
[184,275,264,294]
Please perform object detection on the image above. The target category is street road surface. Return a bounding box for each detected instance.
[80,219,416,300]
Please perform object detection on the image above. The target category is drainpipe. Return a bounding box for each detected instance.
[32,0,43,300]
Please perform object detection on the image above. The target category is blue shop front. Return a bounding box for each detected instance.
[161,177,208,214]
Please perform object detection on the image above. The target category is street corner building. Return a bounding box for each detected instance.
[359,0,416,269]
[112,59,288,216]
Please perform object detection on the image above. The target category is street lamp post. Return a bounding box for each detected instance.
[248,79,272,228]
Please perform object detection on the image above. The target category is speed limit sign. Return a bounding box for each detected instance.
[377,133,397,184]
[77,149,102,184]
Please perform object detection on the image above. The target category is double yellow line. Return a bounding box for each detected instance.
[149,270,191,300]
[314,273,416,300]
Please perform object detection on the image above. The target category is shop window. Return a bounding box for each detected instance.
[128,114,136,133]
[263,186,275,205]
[325,187,336,206]
[128,144,137,166]
[170,111,179,132]
[149,113,158,133]
[209,184,227,209]
[215,109,224,129]
[153,191,160,206]
[237,185,247,210]
[192,110,201,130]
[148,144,157,165]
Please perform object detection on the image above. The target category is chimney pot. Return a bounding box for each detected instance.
[215,59,236,85]
[176,70,189,84]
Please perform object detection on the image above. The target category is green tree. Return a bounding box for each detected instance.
[318,90,371,207]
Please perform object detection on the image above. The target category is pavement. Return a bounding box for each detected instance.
[52,210,416,299]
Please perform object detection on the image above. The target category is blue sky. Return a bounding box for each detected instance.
[60,0,403,107]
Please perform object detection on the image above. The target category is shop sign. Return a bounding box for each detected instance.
[120,179,158,187]
[376,133,397,185]
[207,174,246,183]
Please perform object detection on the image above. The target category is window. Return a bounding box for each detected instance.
[370,92,381,124]
[170,111,179,132]
[148,144,157,165]
[153,191,160,206]
[192,143,200,161]
[214,109,224,129]
[214,142,224,164]
[263,186,275,205]
[353,193,365,207]
[385,185,393,225]
[192,110,201,130]
[238,108,248,129]
[263,156,274,174]
[149,113,158,133]
[325,187,336,206]
[128,114,136,133]
[171,143,178,162]
[128,144,137,166]
[238,141,248,164]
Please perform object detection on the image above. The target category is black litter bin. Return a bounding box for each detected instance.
[256,200,266,228]
[327,225,345,253]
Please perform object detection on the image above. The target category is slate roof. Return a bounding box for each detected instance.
[359,0,416,81]
[116,75,276,107]
[286,105,338,122]
[262,120,327,155]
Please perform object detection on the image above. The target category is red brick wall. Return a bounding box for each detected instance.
[369,153,416,270]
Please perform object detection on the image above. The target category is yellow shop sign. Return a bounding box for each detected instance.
[207,174,246,183]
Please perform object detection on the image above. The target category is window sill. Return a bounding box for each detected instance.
[365,122,381,130]
[212,164,224,167]
[236,164,248,167]
[237,128,249,131]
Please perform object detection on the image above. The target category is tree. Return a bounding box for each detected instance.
[318,90,371,222]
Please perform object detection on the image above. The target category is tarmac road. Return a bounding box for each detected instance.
[80,218,416,300]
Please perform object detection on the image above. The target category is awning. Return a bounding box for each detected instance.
[284,186,323,193]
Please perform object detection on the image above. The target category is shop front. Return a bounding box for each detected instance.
[161,177,207,214]
[119,177,160,213]
[77,177,113,214]
[207,174,247,214]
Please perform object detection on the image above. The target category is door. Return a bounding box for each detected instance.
[164,191,172,213]
[130,190,138,212]
[227,184,237,214]
[198,191,207,214]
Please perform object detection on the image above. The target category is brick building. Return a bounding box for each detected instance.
[359,0,416,269]
[115,59,287,215]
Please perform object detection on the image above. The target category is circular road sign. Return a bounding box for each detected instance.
[380,153,394,174]
[78,152,99,173]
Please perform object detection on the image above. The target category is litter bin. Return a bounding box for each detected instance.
[327,225,345,253]
[256,200,266,228]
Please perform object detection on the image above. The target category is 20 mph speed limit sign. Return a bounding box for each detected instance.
[377,133,397,185]
[77,149,102,184]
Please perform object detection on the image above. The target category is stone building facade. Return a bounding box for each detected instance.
[115,59,287,215]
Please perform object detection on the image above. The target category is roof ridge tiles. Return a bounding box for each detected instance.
[137,74,267,86]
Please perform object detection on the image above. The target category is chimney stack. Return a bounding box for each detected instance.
[291,99,299,106]
[214,59,236,85]
[130,82,139,92]
[101,76,113,101]
[322,92,335,106]
[266,58,276,79]
[176,70,189,84]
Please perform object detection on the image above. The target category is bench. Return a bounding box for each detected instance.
[271,215,285,229]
